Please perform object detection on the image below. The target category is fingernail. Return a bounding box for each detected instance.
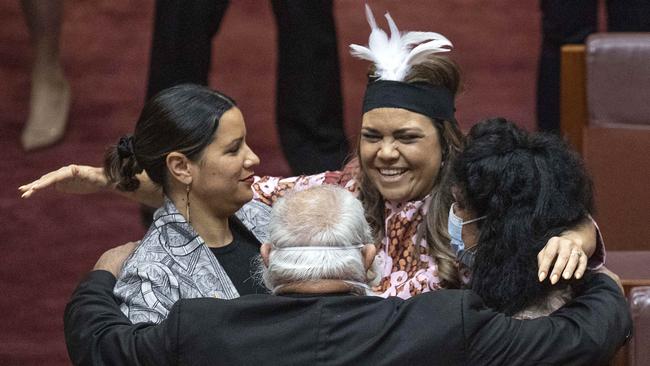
[575,272,582,279]
[563,272,571,280]
[538,272,546,282]
[551,274,559,284]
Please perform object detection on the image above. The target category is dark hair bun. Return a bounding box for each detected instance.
[104,138,143,192]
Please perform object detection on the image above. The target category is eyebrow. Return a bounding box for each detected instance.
[224,137,244,149]
[361,127,424,134]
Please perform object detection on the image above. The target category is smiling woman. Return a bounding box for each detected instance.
[103,84,269,324]
[360,108,443,202]
[355,55,465,293]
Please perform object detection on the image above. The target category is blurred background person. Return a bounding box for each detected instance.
[536,0,650,132]
[20,0,70,150]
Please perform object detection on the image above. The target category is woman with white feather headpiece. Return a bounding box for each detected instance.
[20,5,603,299]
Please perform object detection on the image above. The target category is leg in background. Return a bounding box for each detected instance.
[146,0,230,99]
[20,0,71,150]
[271,0,349,175]
[536,0,598,133]
[606,0,650,32]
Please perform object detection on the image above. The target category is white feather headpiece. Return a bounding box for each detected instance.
[349,5,453,81]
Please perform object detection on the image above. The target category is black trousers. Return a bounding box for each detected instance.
[536,0,650,132]
[146,0,349,173]
[141,0,350,226]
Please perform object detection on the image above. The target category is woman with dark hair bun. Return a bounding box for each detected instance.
[451,117,594,317]
[103,84,270,324]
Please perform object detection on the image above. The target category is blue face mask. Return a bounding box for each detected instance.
[448,203,486,256]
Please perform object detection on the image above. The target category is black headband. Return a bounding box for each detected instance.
[362,80,456,123]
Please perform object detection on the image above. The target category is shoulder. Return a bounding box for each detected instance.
[115,258,179,293]
[234,201,271,243]
[406,289,467,311]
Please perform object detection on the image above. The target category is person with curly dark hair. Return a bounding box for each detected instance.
[451,117,595,318]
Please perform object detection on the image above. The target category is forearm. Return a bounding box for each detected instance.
[252,171,344,205]
[20,164,164,207]
[64,270,171,366]
[468,273,631,365]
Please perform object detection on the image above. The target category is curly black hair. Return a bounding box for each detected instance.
[452,118,594,315]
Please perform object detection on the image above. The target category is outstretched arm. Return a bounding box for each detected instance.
[19,164,163,207]
[466,270,630,365]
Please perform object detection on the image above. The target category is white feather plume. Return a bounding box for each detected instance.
[349,4,452,81]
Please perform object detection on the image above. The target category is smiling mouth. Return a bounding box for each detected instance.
[241,174,255,183]
[377,168,407,182]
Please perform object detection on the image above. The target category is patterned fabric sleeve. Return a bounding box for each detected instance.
[114,260,181,324]
[252,162,359,206]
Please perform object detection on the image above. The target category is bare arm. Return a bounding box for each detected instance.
[19,164,164,207]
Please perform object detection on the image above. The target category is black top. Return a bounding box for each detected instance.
[209,218,266,295]
[65,271,631,366]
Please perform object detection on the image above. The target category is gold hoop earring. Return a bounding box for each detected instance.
[186,184,191,224]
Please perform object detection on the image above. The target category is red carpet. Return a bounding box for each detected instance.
[0,1,539,364]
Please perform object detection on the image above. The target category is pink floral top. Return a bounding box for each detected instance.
[252,165,444,299]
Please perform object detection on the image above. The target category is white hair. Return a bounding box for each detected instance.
[259,185,375,295]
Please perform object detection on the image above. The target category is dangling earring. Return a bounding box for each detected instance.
[185,184,191,224]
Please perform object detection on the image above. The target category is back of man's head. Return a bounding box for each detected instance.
[260,185,374,295]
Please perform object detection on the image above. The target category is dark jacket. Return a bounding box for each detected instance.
[64,271,631,366]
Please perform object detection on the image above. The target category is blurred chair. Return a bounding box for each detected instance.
[629,286,650,366]
[561,33,650,366]
[560,33,650,251]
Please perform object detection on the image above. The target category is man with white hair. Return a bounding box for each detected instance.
[259,185,378,296]
[65,186,631,365]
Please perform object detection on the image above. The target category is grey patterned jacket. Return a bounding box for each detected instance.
[113,198,271,324]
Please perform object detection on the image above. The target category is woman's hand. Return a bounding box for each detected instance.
[19,164,108,198]
[537,218,597,284]
[94,241,139,277]
[537,236,589,284]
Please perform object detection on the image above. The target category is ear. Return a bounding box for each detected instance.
[166,152,193,185]
[361,244,377,271]
[260,243,272,267]
[451,185,460,202]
